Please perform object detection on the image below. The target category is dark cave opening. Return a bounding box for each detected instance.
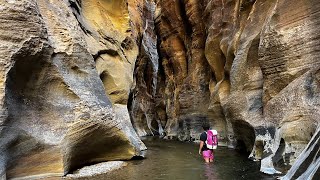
[233,121,256,155]
[235,139,249,154]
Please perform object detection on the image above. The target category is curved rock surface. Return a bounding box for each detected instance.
[281,125,320,179]
[0,0,319,178]
[0,0,146,179]
[130,0,320,177]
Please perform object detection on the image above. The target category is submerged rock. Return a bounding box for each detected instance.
[66,161,127,178]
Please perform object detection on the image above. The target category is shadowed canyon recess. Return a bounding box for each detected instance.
[0,0,319,179]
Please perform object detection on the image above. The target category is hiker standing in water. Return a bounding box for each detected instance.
[198,124,218,163]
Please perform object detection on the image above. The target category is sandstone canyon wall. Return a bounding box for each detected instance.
[0,0,148,179]
[130,0,320,177]
[0,0,319,179]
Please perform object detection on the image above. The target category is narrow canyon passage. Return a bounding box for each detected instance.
[71,137,274,180]
[1,0,320,179]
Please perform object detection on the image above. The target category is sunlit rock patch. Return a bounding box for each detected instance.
[0,0,319,179]
[0,0,145,178]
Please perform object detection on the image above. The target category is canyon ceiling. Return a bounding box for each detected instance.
[0,0,319,179]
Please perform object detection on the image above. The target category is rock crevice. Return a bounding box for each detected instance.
[130,0,320,177]
[1,0,320,178]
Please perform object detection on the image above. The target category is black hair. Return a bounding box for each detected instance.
[202,123,210,131]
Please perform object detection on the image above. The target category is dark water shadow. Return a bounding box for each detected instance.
[75,137,275,180]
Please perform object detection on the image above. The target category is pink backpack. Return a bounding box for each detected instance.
[206,130,218,149]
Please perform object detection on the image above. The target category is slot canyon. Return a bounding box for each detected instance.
[0,0,319,179]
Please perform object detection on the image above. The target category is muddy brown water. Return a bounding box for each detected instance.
[79,137,276,180]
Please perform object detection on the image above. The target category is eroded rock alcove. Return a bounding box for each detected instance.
[0,0,319,179]
[130,0,320,177]
[0,0,146,178]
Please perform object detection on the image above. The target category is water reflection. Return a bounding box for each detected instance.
[203,163,219,180]
[79,137,273,180]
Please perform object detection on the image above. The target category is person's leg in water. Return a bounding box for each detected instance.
[202,150,214,163]
[209,150,214,162]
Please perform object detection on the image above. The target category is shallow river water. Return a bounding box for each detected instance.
[83,137,275,180]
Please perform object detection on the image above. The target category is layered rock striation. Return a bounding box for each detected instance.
[0,0,319,178]
[0,0,147,178]
[128,0,160,137]
[130,0,320,177]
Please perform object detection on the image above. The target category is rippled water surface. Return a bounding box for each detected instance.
[85,137,275,180]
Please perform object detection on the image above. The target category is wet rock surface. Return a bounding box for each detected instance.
[281,125,320,179]
[66,161,127,178]
[0,0,319,179]
[131,0,320,177]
